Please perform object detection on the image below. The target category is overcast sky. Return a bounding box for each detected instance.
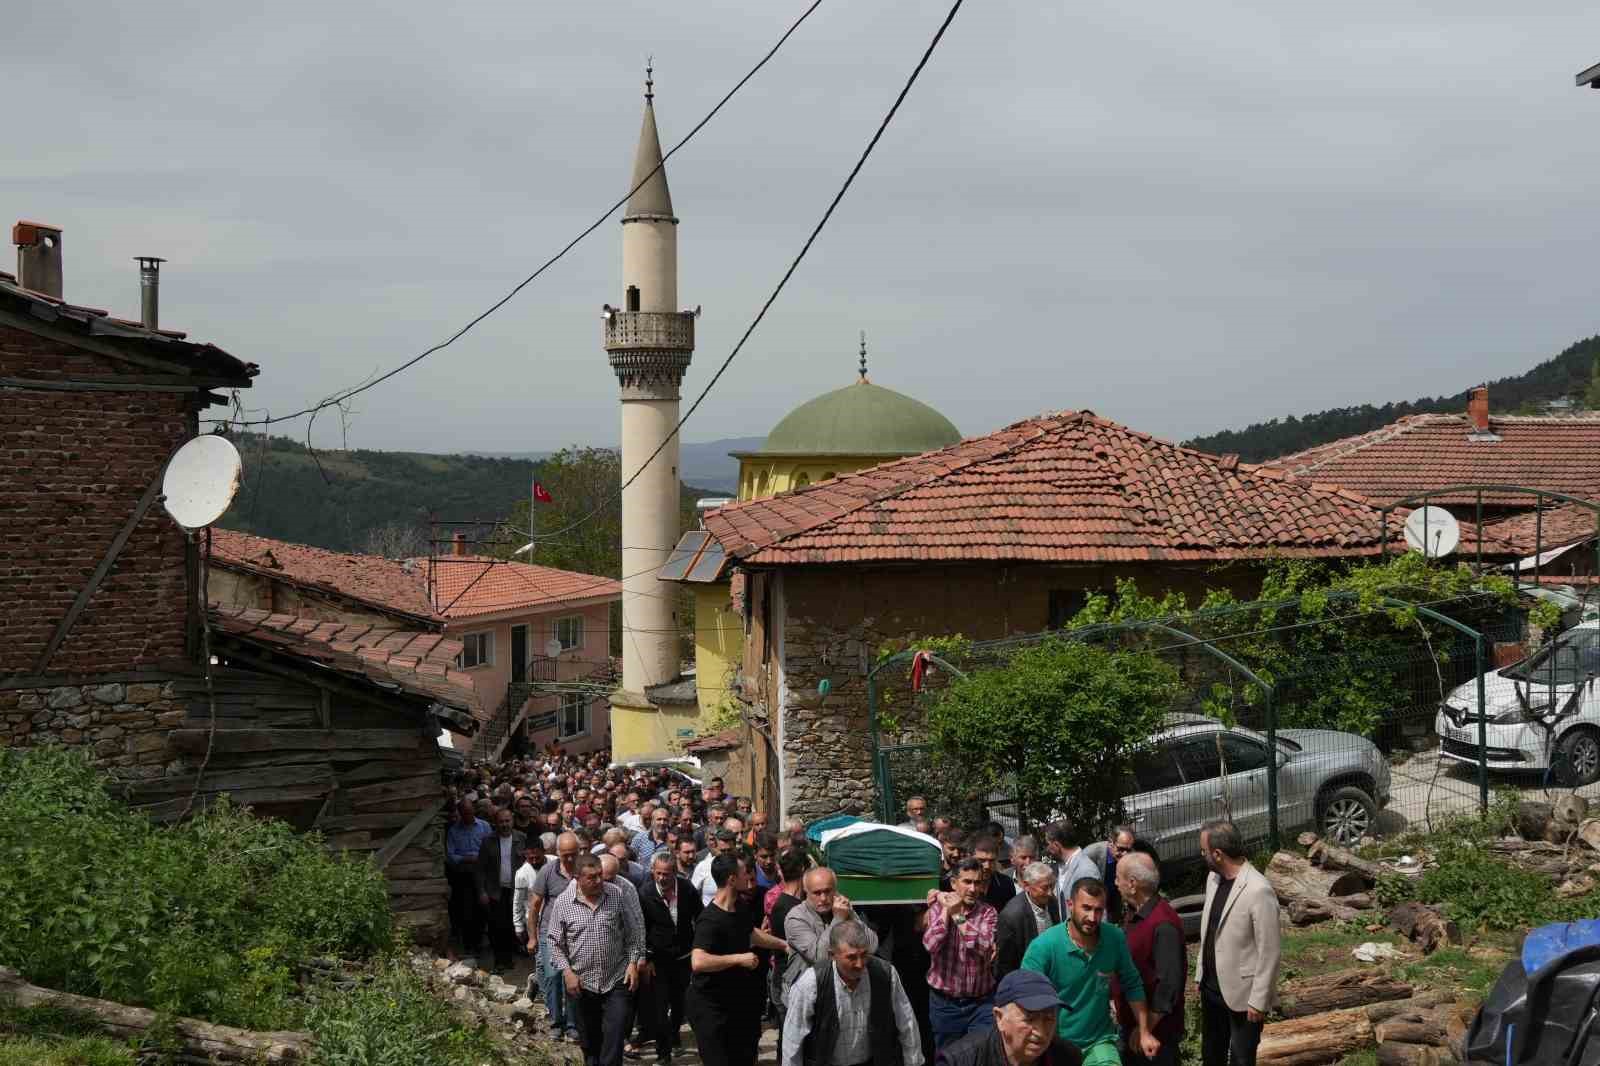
[6,1,1599,454]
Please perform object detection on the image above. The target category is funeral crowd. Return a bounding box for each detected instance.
[444,757,1282,1066]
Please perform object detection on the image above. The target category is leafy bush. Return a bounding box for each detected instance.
[927,637,1179,832]
[303,957,503,1066]
[0,747,392,1029]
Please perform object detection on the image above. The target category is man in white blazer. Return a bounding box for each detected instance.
[1195,820,1280,1066]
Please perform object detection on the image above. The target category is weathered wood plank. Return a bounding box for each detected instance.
[343,774,441,805]
[315,811,427,833]
[385,877,449,897]
[136,783,332,822]
[337,760,440,785]
[128,764,334,799]
[374,800,446,871]
[383,858,444,880]
[168,729,426,754]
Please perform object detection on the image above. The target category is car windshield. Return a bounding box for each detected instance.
[1504,629,1600,686]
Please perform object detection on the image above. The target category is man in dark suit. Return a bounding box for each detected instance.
[995,862,1061,980]
[639,849,703,1064]
[476,807,526,973]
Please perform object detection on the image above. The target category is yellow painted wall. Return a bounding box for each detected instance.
[736,456,889,502]
[610,695,712,762]
[694,583,743,719]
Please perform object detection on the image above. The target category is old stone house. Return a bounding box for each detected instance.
[674,409,1474,821]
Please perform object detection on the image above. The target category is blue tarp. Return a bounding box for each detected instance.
[1523,920,1600,976]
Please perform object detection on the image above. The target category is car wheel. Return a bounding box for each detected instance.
[1318,785,1376,847]
[1555,729,1600,787]
[1169,893,1206,942]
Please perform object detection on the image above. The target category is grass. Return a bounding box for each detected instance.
[0,1035,134,1066]
[1396,945,1512,998]
[1334,1052,1379,1066]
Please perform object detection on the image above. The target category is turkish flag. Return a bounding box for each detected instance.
[533,481,554,504]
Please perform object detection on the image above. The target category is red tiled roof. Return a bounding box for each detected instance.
[703,411,1419,566]
[1482,503,1600,555]
[1267,414,1600,506]
[425,556,621,620]
[208,603,485,719]
[683,728,742,754]
[211,531,621,622]
[211,529,437,623]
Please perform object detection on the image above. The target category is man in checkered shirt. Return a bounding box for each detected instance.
[549,853,646,1066]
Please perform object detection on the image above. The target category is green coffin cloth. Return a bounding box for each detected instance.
[835,872,941,905]
[824,826,941,878]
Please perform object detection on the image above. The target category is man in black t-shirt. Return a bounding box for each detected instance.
[687,854,788,1066]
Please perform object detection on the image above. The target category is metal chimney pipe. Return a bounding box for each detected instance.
[135,256,164,329]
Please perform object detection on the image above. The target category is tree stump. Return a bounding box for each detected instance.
[1267,851,1371,908]
[1375,1043,1453,1066]
[1388,902,1462,955]
[1279,969,1414,1019]
[1308,839,1387,881]
[1288,893,1376,926]
[1258,1008,1374,1066]
[1515,801,1555,841]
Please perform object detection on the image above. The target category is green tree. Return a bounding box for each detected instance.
[1585,355,1600,410]
[926,639,1180,833]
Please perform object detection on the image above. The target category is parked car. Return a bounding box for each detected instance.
[1434,621,1600,786]
[1123,714,1392,865]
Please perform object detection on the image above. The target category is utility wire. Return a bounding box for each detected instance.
[203,0,825,430]
[536,0,969,545]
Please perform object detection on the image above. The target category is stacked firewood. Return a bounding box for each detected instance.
[1266,834,1459,954]
[1259,979,1475,1066]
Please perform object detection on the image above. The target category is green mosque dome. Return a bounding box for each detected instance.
[757,378,962,458]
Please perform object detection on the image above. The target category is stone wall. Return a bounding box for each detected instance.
[774,562,1264,822]
[0,680,184,781]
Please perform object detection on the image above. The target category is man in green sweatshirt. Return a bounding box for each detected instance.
[1021,877,1160,1066]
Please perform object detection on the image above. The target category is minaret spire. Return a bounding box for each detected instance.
[858,331,869,383]
[625,63,674,220]
[645,57,654,102]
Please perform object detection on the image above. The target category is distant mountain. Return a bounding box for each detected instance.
[1183,335,1600,463]
[679,437,763,495]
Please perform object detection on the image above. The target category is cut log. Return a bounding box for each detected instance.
[1576,818,1600,853]
[1555,794,1590,826]
[1367,990,1457,1023]
[0,967,310,1063]
[1375,1018,1448,1046]
[1288,893,1375,926]
[1515,801,1555,841]
[1308,839,1388,882]
[1267,852,1371,908]
[1375,1042,1453,1066]
[1297,831,1322,848]
[1387,902,1462,955]
[1259,1008,1374,1066]
[1279,969,1414,1019]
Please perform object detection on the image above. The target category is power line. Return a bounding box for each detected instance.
[203,0,825,430]
[536,0,969,545]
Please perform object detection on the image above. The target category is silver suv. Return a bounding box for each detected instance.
[1123,714,1393,863]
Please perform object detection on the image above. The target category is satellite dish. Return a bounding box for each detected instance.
[1403,506,1460,559]
[162,435,242,531]
[544,638,563,659]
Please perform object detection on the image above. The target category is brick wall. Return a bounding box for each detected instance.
[770,562,1264,821]
[0,325,195,674]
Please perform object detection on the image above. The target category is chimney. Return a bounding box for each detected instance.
[451,532,467,557]
[1467,386,1490,434]
[13,221,63,299]
[136,256,164,329]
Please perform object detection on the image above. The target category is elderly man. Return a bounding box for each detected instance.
[938,970,1084,1066]
[782,920,923,1066]
[1197,820,1280,1066]
[640,850,702,1065]
[531,832,583,1043]
[1009,836,1039,882]
[923,858,1000,1050]
[995,862,1060,980]
[1022,878,1159,1066]
[784,867,879,993]
[548,854,645,1066]
[475,807,526,973]
[897,795,929,831]
[1114,852,1185,1066]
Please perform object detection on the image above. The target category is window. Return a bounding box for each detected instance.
[626,285,640,312]
[559,693,590,739]
[1172,732,1268,783]
[555,616,584,652]
[1127,745,1184,793]
[794,473,810,489]
[458,631,493,669]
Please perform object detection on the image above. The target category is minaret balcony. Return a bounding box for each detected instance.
[604,310,695,353]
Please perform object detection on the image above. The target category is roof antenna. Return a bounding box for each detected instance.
[645,57,654,103]
[858,330,868,383]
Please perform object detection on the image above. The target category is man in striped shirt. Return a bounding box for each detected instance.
[923,857,1000,1051]
[549,853,646,1066]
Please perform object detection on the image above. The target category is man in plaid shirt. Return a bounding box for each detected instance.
[923,857,1000,1051]
[550,853,646,1066]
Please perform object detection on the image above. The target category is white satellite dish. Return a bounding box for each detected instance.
[1403,506,1460,559]
[544,638,563,659]
[162,435,242,531]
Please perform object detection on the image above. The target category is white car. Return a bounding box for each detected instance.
[1435,622,1600,786]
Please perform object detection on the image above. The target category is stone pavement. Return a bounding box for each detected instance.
[1383,747,1600,833]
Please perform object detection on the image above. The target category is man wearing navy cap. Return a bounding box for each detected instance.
[936,971,1083,1066]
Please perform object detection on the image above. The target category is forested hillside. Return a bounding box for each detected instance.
[1183,335,1600,462]
[218,435,711,570]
